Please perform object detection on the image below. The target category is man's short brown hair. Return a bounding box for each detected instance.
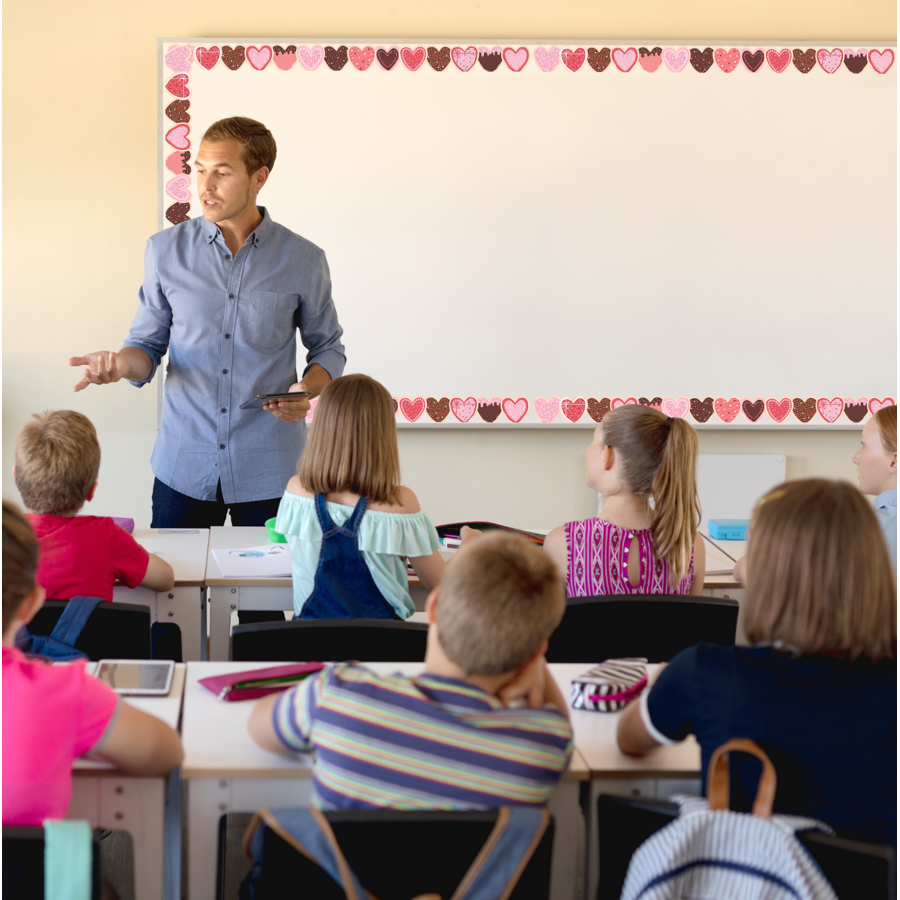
[14,410,101,515]
[744,479,896,662]
[201,117,276,174]
[3,501,39,633]
[436,532,566,676]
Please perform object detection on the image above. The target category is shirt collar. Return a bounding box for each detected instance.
[202,206,273,247]
[875,489,897,510]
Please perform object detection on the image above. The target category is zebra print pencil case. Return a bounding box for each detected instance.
[570,658,648,712]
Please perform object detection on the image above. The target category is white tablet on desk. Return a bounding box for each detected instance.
[95,660,175,696]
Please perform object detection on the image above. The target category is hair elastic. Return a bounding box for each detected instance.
[664,416,673,430]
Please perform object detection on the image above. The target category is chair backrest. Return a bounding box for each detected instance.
[596,794,896,900]
[233,809,554,900]
[28,600,152,661]
[545,594,739,663]
[230,618,429,662]
[2,826,102,900]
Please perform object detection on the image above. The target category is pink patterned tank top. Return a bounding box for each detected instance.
[563,517,694,597]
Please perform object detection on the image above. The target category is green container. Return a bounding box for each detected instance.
[265,517,287,543]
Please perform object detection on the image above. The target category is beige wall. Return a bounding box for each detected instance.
[2,1,894,526]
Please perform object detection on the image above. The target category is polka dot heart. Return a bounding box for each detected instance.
[817,49,843,74]
[663,48,689,73]
[165,175,191,202]
[714,48,740,73]
[297,46,324,71]
[534,47,560,73]
[305,396,318,423]
[450,397,477,423]
[534,397,561,423]
[452,47,478,72]
[662,397,689,418]
[611,397,638,409]
[714,397,741,423]
[869,398,895,415]
[348,47,375,71]
[816,397,843,423]
[165,45,193,72]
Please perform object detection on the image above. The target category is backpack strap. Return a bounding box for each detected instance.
[49,597,104,647]
[450,807,551,900]
[707,738,777,818]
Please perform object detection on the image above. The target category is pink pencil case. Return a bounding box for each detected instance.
[77,515,135,534]
[199,663,325,702]
[570,658,648,712]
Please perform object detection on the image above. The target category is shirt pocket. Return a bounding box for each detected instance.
[241,290,298,352]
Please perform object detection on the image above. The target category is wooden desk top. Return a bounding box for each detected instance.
[75,664,187,775]
[206,526,293,587]
[130,529,210,587]
[182,662,591,781]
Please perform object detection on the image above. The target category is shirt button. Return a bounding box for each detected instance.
[229,294,234,299]
[224,334,231,339]
[225,255,231,260]
[222,369,228,374]
[219,444,226,450]
[221,408,227,413]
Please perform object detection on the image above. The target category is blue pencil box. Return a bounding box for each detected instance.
[708,519,750,540]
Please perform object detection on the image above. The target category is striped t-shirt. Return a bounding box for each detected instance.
[272,664,574,810]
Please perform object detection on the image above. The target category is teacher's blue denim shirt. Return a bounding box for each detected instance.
[123,208,345,504]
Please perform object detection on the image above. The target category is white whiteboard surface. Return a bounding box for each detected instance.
[159,39,896,428]
[696,453,786,529]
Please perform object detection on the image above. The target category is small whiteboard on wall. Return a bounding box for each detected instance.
[158,40,896,429]
[696,453,786,530]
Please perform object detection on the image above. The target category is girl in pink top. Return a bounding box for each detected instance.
[544,405,705,597]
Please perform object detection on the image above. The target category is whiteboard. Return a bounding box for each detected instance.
[159,39,896,428]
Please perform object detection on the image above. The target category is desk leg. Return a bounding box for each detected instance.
[548,780,585,900]
[208,587,237,662]
[157,587,204,662]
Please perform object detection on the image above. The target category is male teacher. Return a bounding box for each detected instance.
[69,117,346,528]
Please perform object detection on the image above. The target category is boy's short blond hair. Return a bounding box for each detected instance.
[14,411,101,516]
[436,532,565,676]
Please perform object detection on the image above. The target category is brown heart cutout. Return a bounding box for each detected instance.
[587,397,611,422]
[792,398,816,422]
[166,202,190,225]
[325,46,349,70]
[426,397,450,422]
[587,47,611,72]
[222,46,246,70]
[165,100,190,124]
[742,399,764,422]
[690,397,714,422]
[427,47,451,71]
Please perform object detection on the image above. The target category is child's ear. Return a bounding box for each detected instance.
[603,445,616,471]
[425,587,440,624]
[890,452,897,474]
[85,481,98,503]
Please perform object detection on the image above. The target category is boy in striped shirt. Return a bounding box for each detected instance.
[248,532,573,809]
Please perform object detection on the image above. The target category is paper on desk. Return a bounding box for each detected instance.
[705,555,736,576]
[212,544,292,577]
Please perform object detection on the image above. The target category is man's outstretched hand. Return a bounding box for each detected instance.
[69,351,127,392]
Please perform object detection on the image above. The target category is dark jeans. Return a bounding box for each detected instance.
[151,479,285,624]
[150,478,282,529]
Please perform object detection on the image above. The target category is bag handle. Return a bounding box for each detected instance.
[706,738,777,818]
[50,596,103,646]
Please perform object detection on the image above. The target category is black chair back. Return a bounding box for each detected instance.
[3,826,102,900]
[596,794,896,900]
[28,600,152,660]
[231,810,554,900]
[231,618,429,662]
[546,594,739,663]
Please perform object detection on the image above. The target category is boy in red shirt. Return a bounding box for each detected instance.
[14,410,173,600]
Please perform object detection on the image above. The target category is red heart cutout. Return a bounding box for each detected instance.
[196,46,220,70]
[165,74,190,98]
[399,397,425,422]
[561,398,586,423]
[765,398,791,423]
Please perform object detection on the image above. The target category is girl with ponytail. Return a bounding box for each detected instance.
[544,405,705,596]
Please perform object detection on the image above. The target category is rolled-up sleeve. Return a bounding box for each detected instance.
[297,251,346,381]
[122,237,173,387]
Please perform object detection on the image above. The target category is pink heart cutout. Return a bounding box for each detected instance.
[400,397,425,422]
[869,49,894,74]
[816,397,843,423]
[273,47,297,70]
[450,397,477,423]
[766,398,792,423]
[165,151,189,175]
[561,48,585,72]
[534,397,560,423]
[869,398,896,415]
[297,46,323,71]
[165,124,190,150]
[502,398,528,423]
[165,175,191,202]
[401,46,426,71]
[196,46,220,70]
[452,46,478,72]
[662,397,689,418]
[611,397,638,409]
[561,398,586,423]
[305,396,319,423]
[663,48,689,73]
[817,48,843,74]
[639,51,663,73]
[165,74,190,98]
[612,48,637,72]
[503,47,529,72]
[714,397,740,423]
[348,46,375,71]
[766,49,792,73]
[714,48,740,73]
[534,47,560,72]
[247,46,272,70]
[165,45,193,72]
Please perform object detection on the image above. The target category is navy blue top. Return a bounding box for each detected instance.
[644,643,897,845]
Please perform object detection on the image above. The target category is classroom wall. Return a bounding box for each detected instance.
[2,0,894,527]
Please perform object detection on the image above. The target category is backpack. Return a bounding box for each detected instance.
[240,806,550,900]
[14,596,103,662]
[621,739,838,900]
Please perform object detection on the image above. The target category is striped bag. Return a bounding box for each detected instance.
[570,658,648,712]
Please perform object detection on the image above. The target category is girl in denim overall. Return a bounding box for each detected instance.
[275,374,446,619]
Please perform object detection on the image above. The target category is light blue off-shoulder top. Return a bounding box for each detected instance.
[275,491,442,619]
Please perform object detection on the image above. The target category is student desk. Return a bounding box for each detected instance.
[113,529,211,661]
[182,661,589,900]
[69,664,187,900]
[550,663,701,900]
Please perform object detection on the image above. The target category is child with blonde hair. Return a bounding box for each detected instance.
[15,410,174,600]
[618,480,896,844]
[544,405,705,596]
[276,373,444,619]
[853,404,897,570]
